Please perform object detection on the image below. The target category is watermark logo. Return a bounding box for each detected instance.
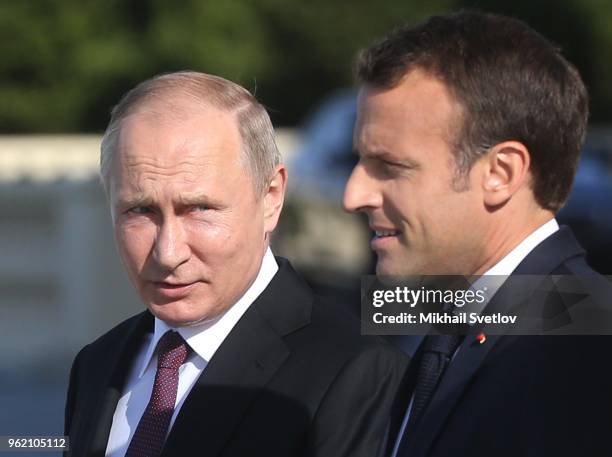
[361,275,612,336]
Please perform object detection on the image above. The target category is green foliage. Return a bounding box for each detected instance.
[0,0,610,132]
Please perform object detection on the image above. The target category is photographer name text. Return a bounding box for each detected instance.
[372,311,516,325]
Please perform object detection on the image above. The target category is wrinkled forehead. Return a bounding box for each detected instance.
[107,108,245,205]
[108,109,250,203]
[114,102,243,164]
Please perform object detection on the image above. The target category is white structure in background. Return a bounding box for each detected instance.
[0,136,135,374]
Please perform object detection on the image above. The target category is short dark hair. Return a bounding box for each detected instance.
[356,11,589,211]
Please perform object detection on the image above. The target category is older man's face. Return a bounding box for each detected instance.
[109,106,270,326]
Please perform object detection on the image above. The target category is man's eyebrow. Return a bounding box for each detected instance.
[177,192,212,206]
[357,147,419,167]
[355,144,394,159]
[368,150,398,160]
[116,193,154,208]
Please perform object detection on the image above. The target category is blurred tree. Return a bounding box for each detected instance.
[253,0,452,124]
[0,0,153,132]
[0,0,610,131]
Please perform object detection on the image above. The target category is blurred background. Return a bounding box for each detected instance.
[1,0,612,453]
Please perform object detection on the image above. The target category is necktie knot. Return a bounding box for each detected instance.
[156,330,191,370]
[422,333,463,357]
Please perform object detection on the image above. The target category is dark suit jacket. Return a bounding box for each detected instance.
[390,226,612,457]
[65,257,408,457]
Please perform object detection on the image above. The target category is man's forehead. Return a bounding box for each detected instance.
[353,88,400,155]
[355,74,462,147]
[354,84,410,140]
[115,105,241,160]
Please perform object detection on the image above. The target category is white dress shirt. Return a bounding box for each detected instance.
[105,248,279,457]
[390,218,560,457]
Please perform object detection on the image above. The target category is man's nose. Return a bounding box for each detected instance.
[153,217,190,272]
[343,163,382,213]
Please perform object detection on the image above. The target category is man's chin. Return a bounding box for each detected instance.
[146,302,217,328]
[376,257,425,276]
[376,256,407,276]
[376,263,401,276]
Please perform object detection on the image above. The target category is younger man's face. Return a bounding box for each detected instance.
[344,69,488,276]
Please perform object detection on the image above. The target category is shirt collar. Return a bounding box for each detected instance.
[138,248,279,378]
[465,218,559,316]
[483,218,559,276]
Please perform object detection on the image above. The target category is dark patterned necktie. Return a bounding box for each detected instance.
[401,333,464,440]
[125,330,192,457]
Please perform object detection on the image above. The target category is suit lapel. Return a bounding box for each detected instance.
[75,312,153,457]
[161,310,291,457]
[161,257,312,457]
[400,226,586,457]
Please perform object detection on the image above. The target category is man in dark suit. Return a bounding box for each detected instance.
[65,71,408,457]
[343,11,612,457]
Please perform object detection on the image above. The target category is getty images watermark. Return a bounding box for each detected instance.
[361,275,612,335]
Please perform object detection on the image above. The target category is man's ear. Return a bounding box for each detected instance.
[481,141,530,207]
[263,164,287,235]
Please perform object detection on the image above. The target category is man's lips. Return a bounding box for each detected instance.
[370,228,401,249]
[149,280,199,298]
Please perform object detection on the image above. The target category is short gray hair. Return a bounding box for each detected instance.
[100,71,282,196]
